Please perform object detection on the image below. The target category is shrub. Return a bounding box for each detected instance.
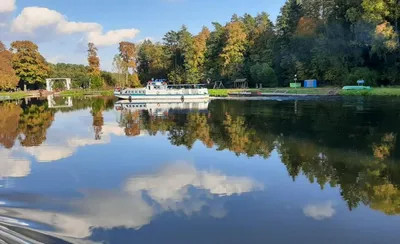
[347,67,379,86]
[250,63,278,87]
[90,76,104,89]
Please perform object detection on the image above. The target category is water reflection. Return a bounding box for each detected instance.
[0,97,400,242]
[303,201,336,220]
[0,150,30,178]
[0,161,261,240]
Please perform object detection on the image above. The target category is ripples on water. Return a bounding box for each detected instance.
[0,96,400,243]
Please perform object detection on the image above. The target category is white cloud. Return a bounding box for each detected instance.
[11,7,63,33]
[303,201,336,220]
[47,55,63,64]
[0,149,30,178]
[0,162,262,239]
[0,0,16,13]
[10,6,139,46]
[136,37,155,44]
[87,28,140,47]
[11,7,101,35]
[57,21,101,35]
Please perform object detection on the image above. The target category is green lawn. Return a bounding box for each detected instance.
[210,87,400,97]
[0,91,30,100]
[209,88,338,96]
[258,87,337,95]
[59,89,114,97]
[338,88,400,96]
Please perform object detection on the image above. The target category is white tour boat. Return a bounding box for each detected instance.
[114,80,209,101]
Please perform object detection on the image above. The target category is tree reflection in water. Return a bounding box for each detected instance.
[117,99,400,215]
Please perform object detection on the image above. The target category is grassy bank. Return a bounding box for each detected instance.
[338,88,400,96]
[0,91,31,100]
[210,87,400,97]
[209,88,337,96]
[59,89,114,97]
[209,89,230,97]
[258,87,337,95]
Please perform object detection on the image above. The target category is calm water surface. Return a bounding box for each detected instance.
[1,96,400,243]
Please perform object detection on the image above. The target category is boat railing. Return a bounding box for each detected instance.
[167,84,207,89]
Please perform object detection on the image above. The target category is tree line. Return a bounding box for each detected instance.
[136,0,400,87]
[1,0,399,90]
[0,40,141,91]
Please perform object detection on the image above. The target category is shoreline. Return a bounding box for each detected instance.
[2,87,400,101]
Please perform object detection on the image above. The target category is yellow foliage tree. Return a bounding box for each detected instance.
[0,41,19,90]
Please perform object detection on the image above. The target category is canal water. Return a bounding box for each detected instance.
[1,96,400,243]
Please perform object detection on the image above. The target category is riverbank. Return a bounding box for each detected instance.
[58,89,114,97]
[209,87,400,97]
[208,88,337,97]
[339,88,400,96]
[0,91,36,100]
[2,87,400,101]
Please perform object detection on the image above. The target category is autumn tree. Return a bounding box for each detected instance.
[87,42,100,76]
[91,98,105,140]
[184,27,211,83]
[220,21,248,78]
[119,41,140,87]
[87,43,103,89]
[10,41,50,90]
[0,102,22,148]
[0,41,19,90]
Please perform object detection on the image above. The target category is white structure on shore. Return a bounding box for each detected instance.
[46,78,71,91]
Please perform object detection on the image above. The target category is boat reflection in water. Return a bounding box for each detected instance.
[114,100,209,137]
[114,99,209,117]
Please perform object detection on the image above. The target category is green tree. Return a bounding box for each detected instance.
[90,75,104,89]
[250,63,278,87]
[205,22,226,81]
[101,71,117,87]
[137,40,168,83]
[49,63,90,89]
[10,41,50,90]
[112,54,126,87]
[275,0,303,85]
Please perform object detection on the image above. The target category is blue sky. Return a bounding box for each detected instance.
[0,0,286,70]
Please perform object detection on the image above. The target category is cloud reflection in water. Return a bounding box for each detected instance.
[0,161,263,240]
